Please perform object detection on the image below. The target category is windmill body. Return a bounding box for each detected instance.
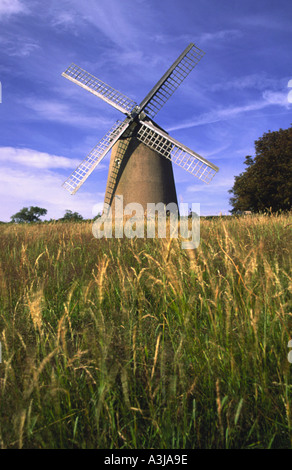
[104,120,178,213]
[62,44,219,216]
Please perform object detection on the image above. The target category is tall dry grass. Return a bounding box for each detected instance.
[0,213,291,448]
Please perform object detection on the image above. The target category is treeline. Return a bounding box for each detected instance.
[229,125,292,213]
[1,207,99,224]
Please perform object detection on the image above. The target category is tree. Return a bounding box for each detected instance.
[11,206,47,223]
[229,126,292,213]
[60,210,83,222]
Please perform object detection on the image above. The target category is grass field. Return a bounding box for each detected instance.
[0,213,291,449]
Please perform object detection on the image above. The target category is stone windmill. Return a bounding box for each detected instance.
[62,43,219,214]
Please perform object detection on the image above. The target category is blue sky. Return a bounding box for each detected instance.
[0,0,291,221]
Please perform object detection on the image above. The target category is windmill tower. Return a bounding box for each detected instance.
[62,44,219,215]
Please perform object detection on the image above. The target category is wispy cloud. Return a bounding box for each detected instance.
[22,97,114,129]
[236,13,291,32]
[0,0,27,19]
[153,33,193,45]
[210,73,286,93]
[0,35,40,57]
[186,177,235,193]
[153,29,242,47]
[58,0,140,49]
[175,173,234,215]
[51,11,77,27]
[167,90,290,131]
[198,29,242,45]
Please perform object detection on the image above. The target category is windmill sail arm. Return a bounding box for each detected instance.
[137,121,219,184]
[62,64,138,116]
[63,119,131,195]
[138,43,205,119]
[103,136,132,207]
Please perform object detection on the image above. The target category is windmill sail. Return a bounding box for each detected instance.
[137,121,219,184]
[139,43,205,119]
[62,64,137,115]
[63,119,131,194]
[61,43,219,199]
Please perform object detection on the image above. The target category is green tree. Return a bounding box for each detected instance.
[229,126,292,213]
[11,206,47,223]
[60,210,83,222]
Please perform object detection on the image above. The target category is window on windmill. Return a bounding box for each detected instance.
[115,158,121,167]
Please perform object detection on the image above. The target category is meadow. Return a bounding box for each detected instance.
[0,213,291,449]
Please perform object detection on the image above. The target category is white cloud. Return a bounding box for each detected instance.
[0,147,108,221]
[0,147,81,169]
[0,165,104,221]
[0,0,27,18]
[176,173,233,216]
[262,90,289,107]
